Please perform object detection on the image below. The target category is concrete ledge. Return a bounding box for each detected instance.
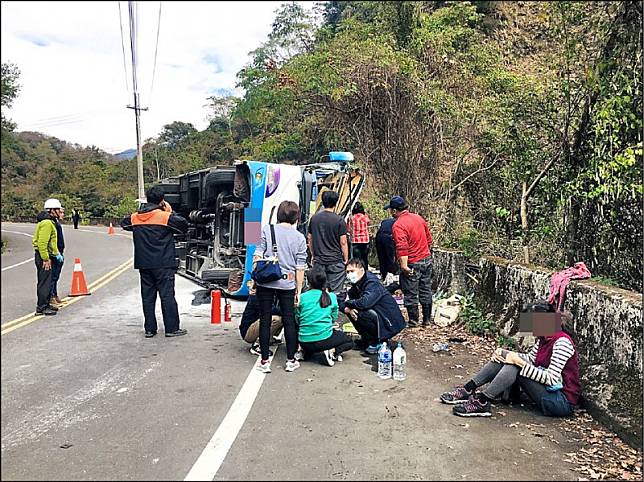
[432,249,643,447]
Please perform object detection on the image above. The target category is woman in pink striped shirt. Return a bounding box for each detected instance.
[348,202,371,269]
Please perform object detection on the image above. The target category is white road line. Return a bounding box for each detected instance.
[1,229,33,237]
[1,257,34,271]
[184,351,278,481]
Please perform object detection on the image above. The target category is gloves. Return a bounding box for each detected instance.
[55,254,64,263]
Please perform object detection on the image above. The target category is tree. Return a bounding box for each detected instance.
[1,62,21,138]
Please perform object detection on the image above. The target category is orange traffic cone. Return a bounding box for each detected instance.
[107,223,115,235]
[69,258,91,296]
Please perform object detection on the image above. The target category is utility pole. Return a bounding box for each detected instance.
[126,1,148,204]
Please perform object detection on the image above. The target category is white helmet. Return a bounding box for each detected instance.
[44,198,62,210]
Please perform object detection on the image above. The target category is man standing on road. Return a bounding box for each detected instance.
[32,198,64,316]
[72,208,81,229]
[386,196,434,328]
[307,191,350,302]
[121,186,189,338]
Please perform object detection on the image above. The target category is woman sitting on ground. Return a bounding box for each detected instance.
[296,265,354,366]
[440,301,581,418]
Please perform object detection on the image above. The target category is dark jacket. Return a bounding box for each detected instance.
[120,203,188,270]
[239,294,282,340]
[375,218,398,277]
[344,271,406,339]
[36,211,64,254]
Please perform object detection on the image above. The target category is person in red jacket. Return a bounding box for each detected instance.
[386,196,433,327]
[121,186,189,338]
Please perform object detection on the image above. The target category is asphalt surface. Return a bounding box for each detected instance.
[1,223,578,480]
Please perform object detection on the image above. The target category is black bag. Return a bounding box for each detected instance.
[251,225,284,284]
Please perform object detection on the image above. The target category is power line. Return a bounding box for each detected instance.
[118,2,130,95]
[149,1,162,104]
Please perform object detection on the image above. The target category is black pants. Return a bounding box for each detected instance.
[257,286,297,360]
[73,220,79,229]
[352,243,370,269]
[300,330,354,357]
[400,256,433,309]
[352,309,382,346]
[35,251,52,311]
[139,268,180,333]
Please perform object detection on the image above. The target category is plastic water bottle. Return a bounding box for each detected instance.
[378,342,392,379]
[393,342,407,381]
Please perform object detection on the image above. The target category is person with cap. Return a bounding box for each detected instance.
[36,204,66,306]
[32,198,64,316]
[120,185,189,338]
[385,196,434,327]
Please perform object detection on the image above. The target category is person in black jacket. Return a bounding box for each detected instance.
[341,258,406,354]
[121,186,189,338]
[375,217,399,282]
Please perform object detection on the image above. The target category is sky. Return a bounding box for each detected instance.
[1,1,312,154]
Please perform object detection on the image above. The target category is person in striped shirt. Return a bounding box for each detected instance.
[440,301,582,417]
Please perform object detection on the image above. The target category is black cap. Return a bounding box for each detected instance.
[384,196,408,210]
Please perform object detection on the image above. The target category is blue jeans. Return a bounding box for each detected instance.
[50,257,64,298]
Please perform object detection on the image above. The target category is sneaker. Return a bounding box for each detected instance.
[322,349,335,367]
[333,353,343,362]
[46,304,59,312]
[145,331,157,338]
[256,360,271,373]
[452,397,492,417]
[407,320,419,328]
[249,343,273,357]
[294,350,305,361]
[284,360,300,372]
[365,343,383,355]
[165,329,188,337]
[36,306,57,316]
[440,386,473,404]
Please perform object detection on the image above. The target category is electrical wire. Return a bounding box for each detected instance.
[149,1,162,105]
[118,2,130,95]
[128,1,139,96]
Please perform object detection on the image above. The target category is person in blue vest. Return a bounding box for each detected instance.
[341,258,406,354]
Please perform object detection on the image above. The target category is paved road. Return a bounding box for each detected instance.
[1,224,578,480]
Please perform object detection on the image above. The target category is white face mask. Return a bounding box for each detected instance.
[347,271,361,284]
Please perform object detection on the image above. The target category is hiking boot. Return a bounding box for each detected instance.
[165,329,188,337]
[54,296,63,304]
[421,303,433,326]
[36,306,57,316]
[453,397,492,417]
[49,297,61,307]
[406,305,419,327]
[440,386,473,404]
[47,304,59,311]
[145,331,157,338]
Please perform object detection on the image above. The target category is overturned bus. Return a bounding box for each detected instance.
[157,153,364,298]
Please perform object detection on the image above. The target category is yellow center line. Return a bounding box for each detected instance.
[1,258,134,335]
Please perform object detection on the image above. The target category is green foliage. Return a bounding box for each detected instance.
[461,302,497,337]
[103,194,138,219]
[495,334,516,349]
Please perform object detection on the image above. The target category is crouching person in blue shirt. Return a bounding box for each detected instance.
[341,258,406,354]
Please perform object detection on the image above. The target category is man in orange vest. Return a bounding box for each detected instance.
[121,186,189,338]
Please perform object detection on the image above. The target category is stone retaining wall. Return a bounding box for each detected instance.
[432,248,643,447]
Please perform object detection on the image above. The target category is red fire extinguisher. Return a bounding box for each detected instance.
[224,298,231,322]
